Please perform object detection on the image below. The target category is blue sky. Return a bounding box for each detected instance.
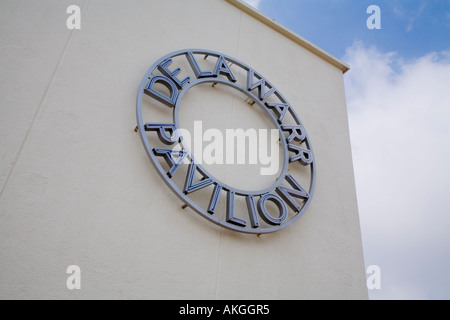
[244,0,450,300]
[249,0,450,60]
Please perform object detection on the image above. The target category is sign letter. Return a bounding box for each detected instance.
[214,56,237,82]
[158,59,190,89]
[144,75,179,107]
[257,193,288,225]
[288,144,313,165]
[226,191,247,227]
[153,148,187,178]
[144,123,179,145]
[186,52,214,78]
[276,174,309,212]
[247,69,276,100]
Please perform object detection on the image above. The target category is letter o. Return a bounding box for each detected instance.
[257,193,288,225]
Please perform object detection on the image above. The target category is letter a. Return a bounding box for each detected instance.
[66,5,81,30]
[66,265,81,290]
[366,5,381,30]
[366,265,381,290]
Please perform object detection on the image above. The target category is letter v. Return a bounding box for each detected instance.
[183,163,214,194]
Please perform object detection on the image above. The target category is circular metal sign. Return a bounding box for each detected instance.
[136,49,315,234]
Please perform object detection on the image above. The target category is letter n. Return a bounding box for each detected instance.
[276,174,309,212]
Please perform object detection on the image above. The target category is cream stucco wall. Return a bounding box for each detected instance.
[0,0,367,299]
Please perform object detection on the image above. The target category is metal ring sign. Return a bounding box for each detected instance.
[136,49,316,234]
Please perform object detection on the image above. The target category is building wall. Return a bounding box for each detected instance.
[0,0,368,299]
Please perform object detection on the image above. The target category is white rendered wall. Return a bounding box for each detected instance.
[0,0,368,299]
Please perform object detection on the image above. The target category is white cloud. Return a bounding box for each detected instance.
[243,0,262,10]
[393,2,428,32]
[344,42,450,299]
